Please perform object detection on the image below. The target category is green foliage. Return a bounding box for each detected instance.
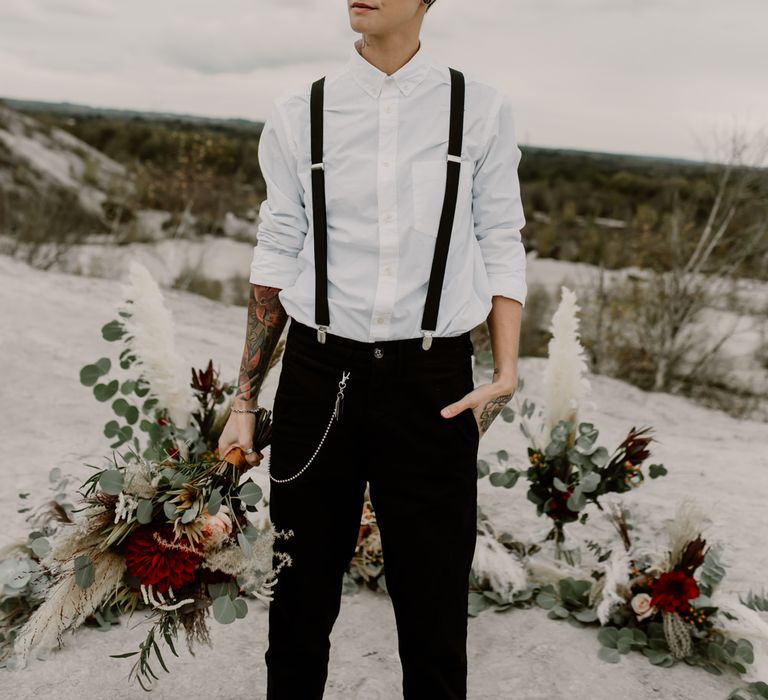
[79,316,182,459]
[698,543,727,597]
[729,681,768,700]
[532,578,598,626]
[109,611,180,692]
[740,589,768,613]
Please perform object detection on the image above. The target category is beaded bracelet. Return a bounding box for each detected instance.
[231,407,260,413]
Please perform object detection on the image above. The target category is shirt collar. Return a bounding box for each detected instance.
[347,39,433,98]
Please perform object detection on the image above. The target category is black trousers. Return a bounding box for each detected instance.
[265,318,480,700]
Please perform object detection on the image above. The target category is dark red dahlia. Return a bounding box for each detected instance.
[124,523,204,594]
[650,570,700,614]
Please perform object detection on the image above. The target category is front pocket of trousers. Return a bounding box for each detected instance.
[413,357,477,440]
[270,352,345,479]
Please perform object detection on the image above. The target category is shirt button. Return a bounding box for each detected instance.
[383,265,393,275]
[383,160,390,167]
[384,105,392,113]
[374,347,384,358]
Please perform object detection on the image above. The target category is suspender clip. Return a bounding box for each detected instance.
[447,154,462,163]
[311,162,324,171]
[421,330,434,351]
[317,325,328,344]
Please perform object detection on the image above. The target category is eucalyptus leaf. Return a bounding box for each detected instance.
[30,537,50,557]
[597,627,619,648]
[101,320,124,341]
[233,598,248,619]
[566,489,586,512]
[238,532,253,559]
[94,380,120,402]
[79,364,103,387]
[207,488,223,516]
[535,589,557,610]
[572,608,598,623]
[163,501,178,520]
[468,592,492,617]
[74,554,95,588]
[208,582,229,599]
[548,605,570,619]
[98,469,124,495]
[590,446,609,467]
[181,506,198,524]
[136,499,154,524]
[579,472,601,494]
[598,646,621,664]
[476,460,490,479]
[112,398,130,417]
[124,406,140,425]
[238,480,263,506]
[735,639,754,663]
[212,596,237,624]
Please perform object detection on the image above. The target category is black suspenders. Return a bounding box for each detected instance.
[309,67,465,350]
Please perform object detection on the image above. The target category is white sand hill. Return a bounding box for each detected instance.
[1,254,766,700]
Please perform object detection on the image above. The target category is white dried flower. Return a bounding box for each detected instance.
[113,492,138,524]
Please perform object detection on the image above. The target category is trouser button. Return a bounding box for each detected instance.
[373,347,384,359]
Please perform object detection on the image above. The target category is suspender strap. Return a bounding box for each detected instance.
[420,67,465,350]
[310,76,330,342]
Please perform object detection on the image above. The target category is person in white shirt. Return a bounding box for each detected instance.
[218,1,526,698]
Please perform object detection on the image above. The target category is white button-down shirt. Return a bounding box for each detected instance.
[249,39,527,342]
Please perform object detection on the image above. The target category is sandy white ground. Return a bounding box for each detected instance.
[1,254,766,699]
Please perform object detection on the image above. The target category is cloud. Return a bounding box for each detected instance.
[36,0,114,18]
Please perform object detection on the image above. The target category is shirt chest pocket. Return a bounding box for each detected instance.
[411,158,473,238]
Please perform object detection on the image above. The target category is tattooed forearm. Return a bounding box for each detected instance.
[235,284,288,402]
[477,393,513,434]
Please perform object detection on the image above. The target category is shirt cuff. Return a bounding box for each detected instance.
[249,246,300,289]
[486,274,527,307]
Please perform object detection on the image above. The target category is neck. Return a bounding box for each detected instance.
[355,35,421,77]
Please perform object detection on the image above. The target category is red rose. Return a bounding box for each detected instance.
[124,523,204,594]
[650,571,700,614]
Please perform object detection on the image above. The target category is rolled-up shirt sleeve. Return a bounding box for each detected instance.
[472,92,528,307]
[249,98,308,289]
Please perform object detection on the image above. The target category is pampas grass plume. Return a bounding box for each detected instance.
[12,551,126,667]
[542,286,592,444]
[471,526,527,602]
[120,260,196,431]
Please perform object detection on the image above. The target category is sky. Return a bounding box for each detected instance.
[0,0,766,162]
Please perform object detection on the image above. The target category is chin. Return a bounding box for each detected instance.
[350,18,372,31]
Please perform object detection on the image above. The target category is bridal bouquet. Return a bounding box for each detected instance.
[5,439,288,689]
